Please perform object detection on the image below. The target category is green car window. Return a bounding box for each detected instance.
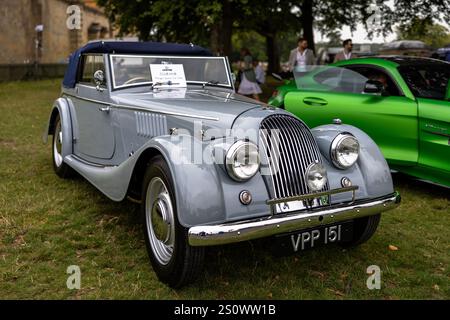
[343,65,402,96]
[295,66,368,94]
[398,62,450,101]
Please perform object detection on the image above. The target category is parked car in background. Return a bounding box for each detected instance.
[269,56,450,187]
[44,41,400,287]
[378,40,432,57]
[435,45,450,62]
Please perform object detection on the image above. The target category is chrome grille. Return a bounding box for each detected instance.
[259,114,329,199]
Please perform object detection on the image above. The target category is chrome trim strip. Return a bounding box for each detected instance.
[275,116,298,195]
[266,186,358,205]
[63,93,220,121]
[290,118,310,193]
[188,192,401,246]
[259,129,278,202]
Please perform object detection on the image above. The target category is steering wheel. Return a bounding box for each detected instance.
[123,76,150,85]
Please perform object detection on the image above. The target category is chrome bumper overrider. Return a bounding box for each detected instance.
[188,191,401,246]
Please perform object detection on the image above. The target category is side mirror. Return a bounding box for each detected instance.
[363,79,384,95]
[93,70,105,91]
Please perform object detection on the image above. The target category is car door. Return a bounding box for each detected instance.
[417,98,450,175]
[398,63,450,177]
[284,65,419,167]
[71,54,116,162]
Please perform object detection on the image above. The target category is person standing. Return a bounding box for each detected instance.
[334,39,358,62]
[288,37,316,72]
[237,48,262,101]
[253,59,266,85]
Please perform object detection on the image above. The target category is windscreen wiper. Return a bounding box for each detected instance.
[151,81,180,90]
[202,80,220,89]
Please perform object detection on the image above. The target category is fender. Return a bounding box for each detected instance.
[311,124,394,199]
[42,97,74,160]
[64,134,270,227]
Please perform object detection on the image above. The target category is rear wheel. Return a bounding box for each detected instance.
[52,114,73,179]
[141,155,204,288]
[341,214,381,247]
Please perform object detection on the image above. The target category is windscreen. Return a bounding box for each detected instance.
[110,55,231,89]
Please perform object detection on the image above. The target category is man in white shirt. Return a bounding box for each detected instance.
[334,39,358,62]
[288,37,316,72]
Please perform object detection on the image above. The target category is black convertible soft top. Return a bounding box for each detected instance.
[62,41,213,88]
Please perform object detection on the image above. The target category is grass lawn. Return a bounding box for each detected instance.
[0,79,448,299]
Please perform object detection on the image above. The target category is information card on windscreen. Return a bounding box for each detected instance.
[149,64,187,88]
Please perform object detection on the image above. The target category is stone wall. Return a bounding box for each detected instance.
[0,0,112,65]
[0,0,42,64]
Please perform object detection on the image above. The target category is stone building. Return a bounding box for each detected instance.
[0,0,113,65]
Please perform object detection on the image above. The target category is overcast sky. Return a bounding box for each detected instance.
[314,0,449,44]
[315,25,396,44]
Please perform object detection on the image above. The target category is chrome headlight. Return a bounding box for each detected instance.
[306,162,328,191]
[331,133,360,169]
[225,141,260,181]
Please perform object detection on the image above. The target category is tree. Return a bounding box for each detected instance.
[396,17,450,48]
[325,30,343,47]
[360,0,450,39]
[97,0,450,72]
[96,0,222,47]
[234,0,301,73]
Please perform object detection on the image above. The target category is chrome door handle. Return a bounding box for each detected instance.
[99,106,111,113]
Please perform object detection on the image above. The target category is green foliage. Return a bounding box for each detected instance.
[96,0,222,45]
[364,0,450,39]
[325,30,343,47]
[95,0,450,70]
[396,18,450,48]
[231,31,267,61]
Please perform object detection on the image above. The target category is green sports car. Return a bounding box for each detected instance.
[268,56,450,187]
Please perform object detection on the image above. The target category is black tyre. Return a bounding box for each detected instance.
[341,214,381,247]
[52,114,74,179]
[141,155,204,288]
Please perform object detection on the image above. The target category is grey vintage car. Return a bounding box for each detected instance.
[44,41,401,288]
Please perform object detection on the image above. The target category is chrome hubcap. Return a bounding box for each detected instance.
[53,121,63,167]
[146,177,175,265]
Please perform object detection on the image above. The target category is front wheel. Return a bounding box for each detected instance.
[341,214,381,247]
[52,114,74,179]
[141,155,204,288]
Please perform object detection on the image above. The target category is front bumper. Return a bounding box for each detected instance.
[188,191,401,246]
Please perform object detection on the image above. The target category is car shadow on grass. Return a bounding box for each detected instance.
[392,173,450,199]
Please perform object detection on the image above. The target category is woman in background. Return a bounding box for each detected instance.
[237,48,262,101]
